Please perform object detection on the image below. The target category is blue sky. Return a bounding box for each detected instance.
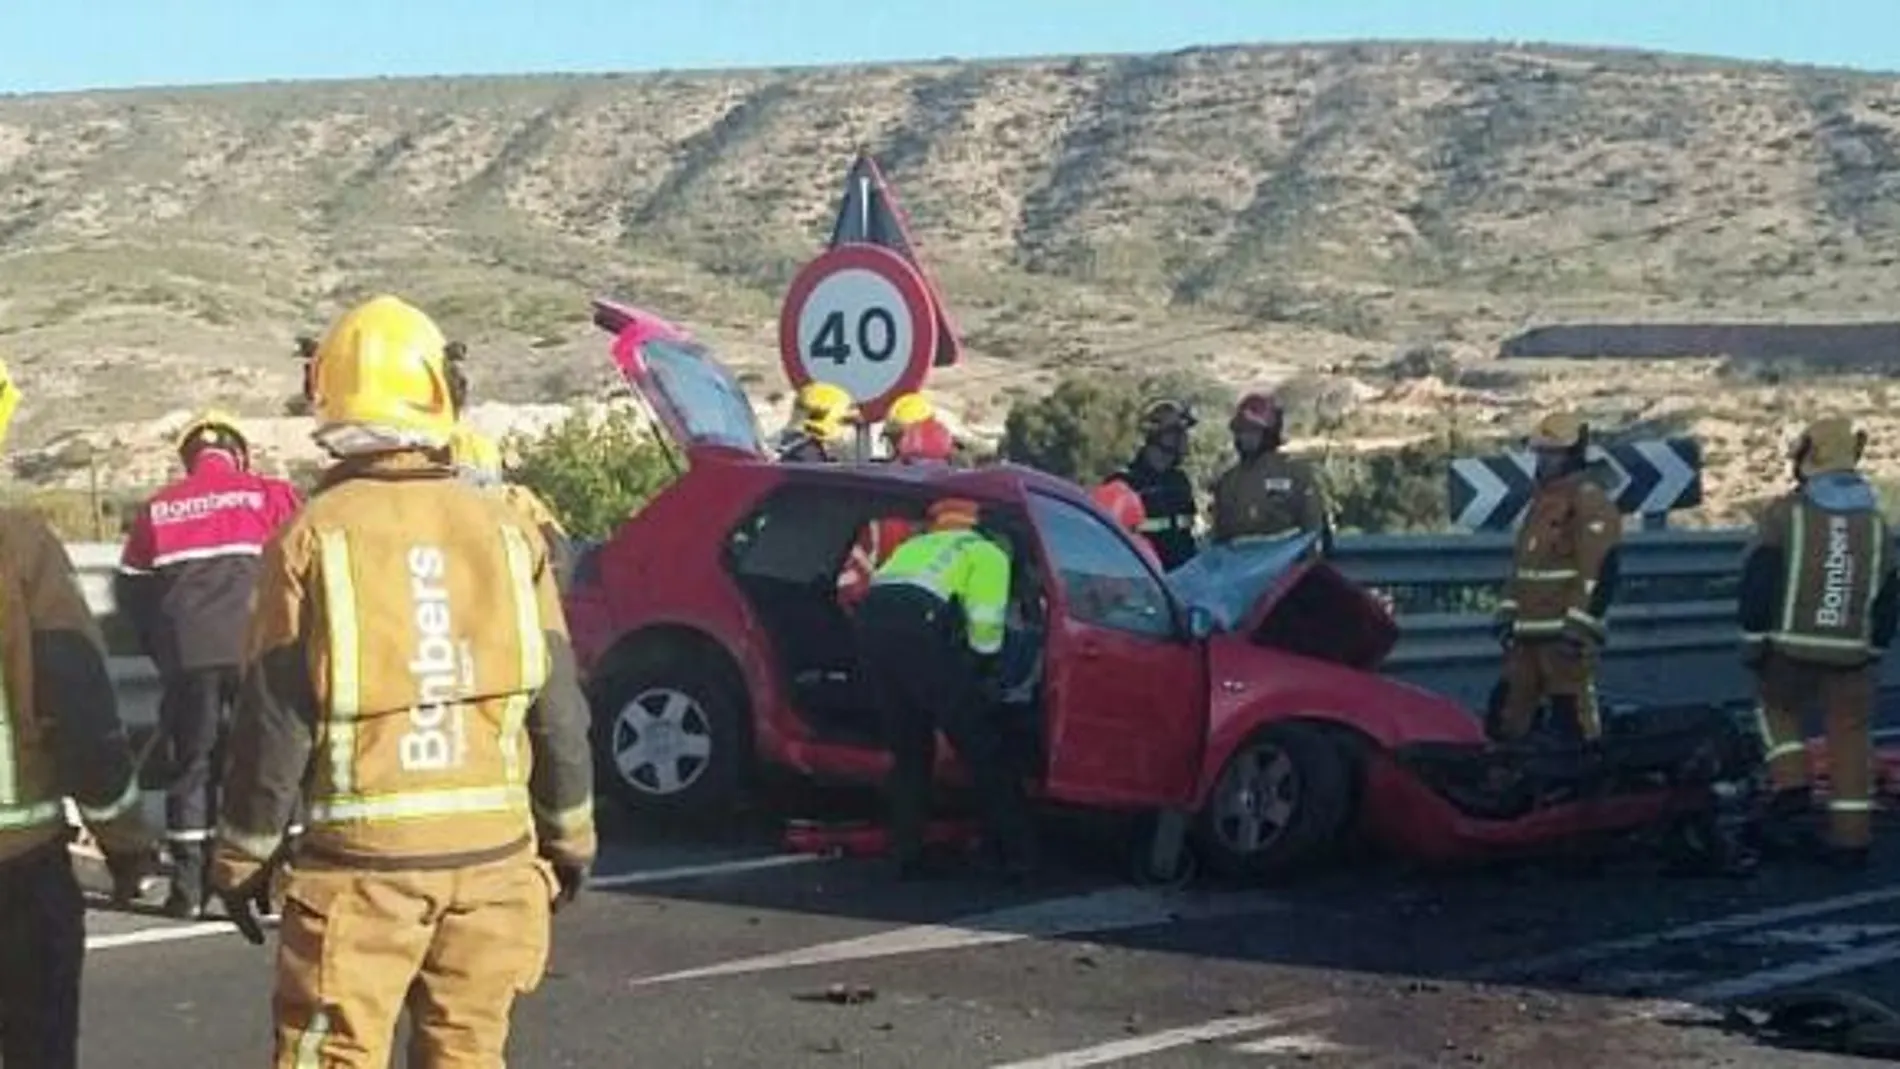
[2,0,1891,96]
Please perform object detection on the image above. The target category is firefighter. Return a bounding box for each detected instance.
[837,420,956,609]
[854,497,1038,880]
[0,357,158,1069]
[208,295,597,1067]
[114,409,303,918]
[1491,412,1623,744]
[778,382,856,462]
[447,424,574,593]
[880,392,935,459]
[1106,399,1200,571]
[1740,416,1898,869]
[1207,392,1333,554]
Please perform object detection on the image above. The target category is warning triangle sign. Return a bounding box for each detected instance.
[824,154,963,368]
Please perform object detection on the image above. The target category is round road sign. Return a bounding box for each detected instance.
[778,244,939,423]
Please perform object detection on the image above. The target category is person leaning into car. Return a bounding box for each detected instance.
[1490,412,1622,744]
[1740,416,1898,870]
[853,497,1039,881]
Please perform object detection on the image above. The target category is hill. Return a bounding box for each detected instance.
[4,40,1900,523]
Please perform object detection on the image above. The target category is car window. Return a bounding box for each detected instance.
[642,338,765,455]
[1027,492,1174,638]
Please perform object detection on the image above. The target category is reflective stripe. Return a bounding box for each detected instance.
[308,785,529,824]
[1830,800,1875,812]
[77,775,141,824]
[499,524,546,784]
[215,820,283,861]
[1511,620,1565,636]
[317,532,362,795]
[167,829,213,843]
[0,800,64,829]
[1136,515,1193,533]
[534,800,595,836]
[1563,607,1605,637]
[0,583,58,832]
[1765,742,1807,762]
[294,1008,331,1069]
[1515,568,1579,581]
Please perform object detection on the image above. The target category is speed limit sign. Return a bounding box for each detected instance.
[778,244,939,422]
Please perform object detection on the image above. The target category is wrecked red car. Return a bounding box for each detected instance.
[567,298,1761,878]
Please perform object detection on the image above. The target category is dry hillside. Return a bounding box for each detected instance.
[4,40,1900,522]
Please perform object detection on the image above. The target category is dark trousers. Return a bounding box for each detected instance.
[854,585,1034,865]
[0,840,85,1069]
[159,665,239,894]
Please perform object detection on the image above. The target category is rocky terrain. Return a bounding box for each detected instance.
[3,40,1900,523]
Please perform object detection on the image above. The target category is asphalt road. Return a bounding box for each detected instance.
[58,794,1900,1069]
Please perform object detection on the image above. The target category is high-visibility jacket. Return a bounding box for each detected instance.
[1498,473,1622,643]
[870,529,1011,655]
[838,517,916,608]
[209,452,597,887]
[0,508,152,865]
[1208,450,1332,551]
[1740,472,1900,667]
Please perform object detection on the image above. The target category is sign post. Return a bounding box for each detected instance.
[778,243,940,458]
[1447,437,1703,531]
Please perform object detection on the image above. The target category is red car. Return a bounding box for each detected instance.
[567,299,1759,879]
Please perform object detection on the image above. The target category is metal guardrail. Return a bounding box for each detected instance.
[68,530,1892,720]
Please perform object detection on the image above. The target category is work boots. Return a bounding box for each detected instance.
[164,842,208,919]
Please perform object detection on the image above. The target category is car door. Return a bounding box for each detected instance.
[593,297,768,458]
[1026,490,1205,810]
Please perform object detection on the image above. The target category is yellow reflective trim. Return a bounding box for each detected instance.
[533,800,596,836]
[1781,506,1805,636]
[498,694,529,785]
[76,775,141,823]
[308,785,529,824]
[1515,568,1579,581]
[317,531,361,796]
[214,821,284,861]
[295,1008,330,1069]
[0,800,64,829]
[1830,800,1875,812]
[1765,742,1807,762]
[499,524,547,692]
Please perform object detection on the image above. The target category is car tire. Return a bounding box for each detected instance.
[1194,722,1355,881]
[591,650,750,820]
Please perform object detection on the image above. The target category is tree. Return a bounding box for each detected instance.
[997,371,1235,488]
[507,407,680,540]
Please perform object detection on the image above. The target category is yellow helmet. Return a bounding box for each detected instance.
[0,357,20,452]
[886,392,934,431]
[309,295,457,452]
[1527,411,1587,451]
[795,381,856,443]
[176,408,248,459]
[1792,416,1863,476]
[448,425,504,481]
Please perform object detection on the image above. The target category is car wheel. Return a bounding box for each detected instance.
[592,655,748,818]
[1194,723,1355,880]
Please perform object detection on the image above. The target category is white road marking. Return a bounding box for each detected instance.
[586,853,828,889]
[1228,1032,1351,1055]
[1462,882,1900,982]
[87,921,231,951]
[630,886,1289,987]
[1733,923,1900,949]
[987,1002,1337,1069]
[1675,938,1900,1004]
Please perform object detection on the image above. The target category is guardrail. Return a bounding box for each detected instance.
[68,530,1893,723]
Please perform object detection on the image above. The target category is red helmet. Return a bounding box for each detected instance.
[895,418,955,464]
[1231,392,1283,431]
[1090,479,1147,532]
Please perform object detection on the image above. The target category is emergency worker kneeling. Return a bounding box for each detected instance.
[210,295,596,1068]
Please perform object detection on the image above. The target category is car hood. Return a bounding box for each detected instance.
[1166,535,1399,671]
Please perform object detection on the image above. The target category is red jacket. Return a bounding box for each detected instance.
[115,450,302,673]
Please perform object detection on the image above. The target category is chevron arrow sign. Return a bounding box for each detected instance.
[1447,437,1702,530]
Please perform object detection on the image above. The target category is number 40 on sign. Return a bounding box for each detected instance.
[778,244,939,423]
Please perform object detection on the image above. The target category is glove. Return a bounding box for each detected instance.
[549,858,587,913]
[218,868,275,946]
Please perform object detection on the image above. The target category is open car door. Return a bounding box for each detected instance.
[592,298,767,460]
[1026,490,1205,810]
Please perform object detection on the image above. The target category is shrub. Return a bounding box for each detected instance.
[506,407,680,540]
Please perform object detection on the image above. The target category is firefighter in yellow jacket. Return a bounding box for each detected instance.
[1740,416,1897,869]
[447,424,575,593]
[0,356,157,1069]
[208,295,598,1067]
[1491,412,1623,743]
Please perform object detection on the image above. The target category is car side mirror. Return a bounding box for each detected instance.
[1185,605,1216,641]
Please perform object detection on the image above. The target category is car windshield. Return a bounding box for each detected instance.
[642,338,765,455]
[1164,534,1320,633]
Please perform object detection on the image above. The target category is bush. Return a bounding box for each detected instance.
[997,371,1234,488]
[507,408,680,540]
